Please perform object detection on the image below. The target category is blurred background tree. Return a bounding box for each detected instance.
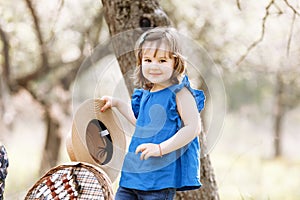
[0,0,299,199]
[0,0,106,173]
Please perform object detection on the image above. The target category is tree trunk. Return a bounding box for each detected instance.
[101,0,219,199]
[39,108,61,174]
[22,0,62,174]
[101,0,171,94]
[0,24,14,126]
[175,127,219,200]
[273,72,284,157]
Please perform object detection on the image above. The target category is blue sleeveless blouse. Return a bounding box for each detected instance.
[119,76,205,191]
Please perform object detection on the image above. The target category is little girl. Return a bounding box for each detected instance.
[101,27,205,200]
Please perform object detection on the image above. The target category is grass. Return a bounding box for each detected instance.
[211,153,300,200]
[210,111,300,200]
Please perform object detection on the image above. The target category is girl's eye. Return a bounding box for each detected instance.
[159,59,167,63]
[144,59,151,62]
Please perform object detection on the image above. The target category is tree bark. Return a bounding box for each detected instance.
[175,127,219,200]
[101,0,219,199]
[273,72,284,157]
[101,0,171,93]
[23,0,62,174]
[0,24,12,122]
[39,108,61,174]
[0,25,10,85]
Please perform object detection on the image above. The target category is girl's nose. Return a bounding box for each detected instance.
[149,63,160,69]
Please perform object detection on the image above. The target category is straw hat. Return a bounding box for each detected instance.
[66,99,126,183]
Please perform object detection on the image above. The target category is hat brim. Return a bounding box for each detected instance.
[67,99,126,183]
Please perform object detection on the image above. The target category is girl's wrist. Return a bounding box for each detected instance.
[112,98,120,108]
[158,144,163,157]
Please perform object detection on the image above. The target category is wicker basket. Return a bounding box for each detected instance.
[25,162,114,200]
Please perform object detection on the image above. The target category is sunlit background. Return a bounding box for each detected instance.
[0,0,300,199]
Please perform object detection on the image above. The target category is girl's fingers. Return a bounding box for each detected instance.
[100,97,111,112]
[136,144,156,160]
[140,150,146,160]
[140,149,151,160]
[100,103,110,112]
[136,144,149,160]
[143,151,151,160]
[135,144,160,160]
[135,144,145,154]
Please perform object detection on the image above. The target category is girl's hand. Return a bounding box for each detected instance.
[135,143,161,160]
[100,96,114,112]
[100,96,136,125]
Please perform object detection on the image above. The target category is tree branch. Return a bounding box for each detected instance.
[18,0,50,87]
[236,0,274,66]
[282,0,300,16]
[236,0,242,10]
[54,9,109,90]
[0,24,10,85]
[286,11,296,57]
[46,0,65,44]
[86,7,105,48]
[273,2,284,15]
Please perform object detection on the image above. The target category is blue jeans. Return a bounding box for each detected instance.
[115,186,176,200]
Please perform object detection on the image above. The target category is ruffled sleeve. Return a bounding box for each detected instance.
[174,76,206,112]
[193,89,205,112]
[131,89,143,118]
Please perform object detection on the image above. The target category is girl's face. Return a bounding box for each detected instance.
[141,42,175,91]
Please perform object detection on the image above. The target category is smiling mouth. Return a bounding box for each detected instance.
[149,73,162,75]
